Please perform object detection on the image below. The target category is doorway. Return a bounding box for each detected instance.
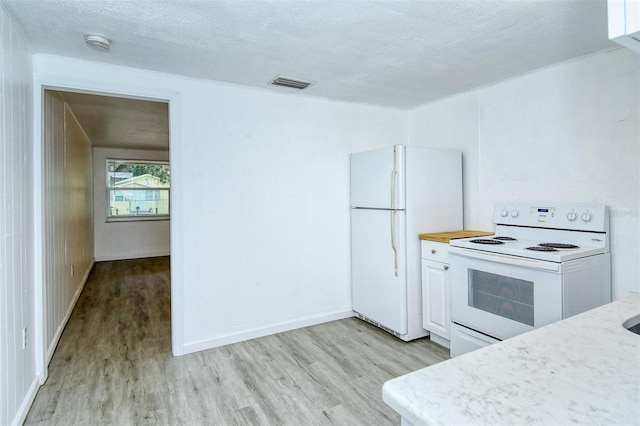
[36,86,182,384]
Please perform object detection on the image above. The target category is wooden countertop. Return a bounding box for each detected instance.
[419,230,494,243]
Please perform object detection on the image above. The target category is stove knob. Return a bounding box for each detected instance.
[581,212,593,223]
[500,209,509,218]
[567,212,578,222]
[510,209,519,218]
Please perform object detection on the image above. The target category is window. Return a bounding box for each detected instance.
[106,159,170,221]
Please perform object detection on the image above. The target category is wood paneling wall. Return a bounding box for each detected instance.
[62,103,94,312]
[42,91,94,362]
[0,5,36,425]
[42,92,66,359]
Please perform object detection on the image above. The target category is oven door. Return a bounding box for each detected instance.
[450,248,563,341]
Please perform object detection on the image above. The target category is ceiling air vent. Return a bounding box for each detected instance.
[270,75,313,90]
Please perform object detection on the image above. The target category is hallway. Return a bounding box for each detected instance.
[26,257,448,425]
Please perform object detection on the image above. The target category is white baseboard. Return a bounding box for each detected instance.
[182,309,354,355]
[46,260,94,363]
[95,251,170,262]
[11,375,39,426]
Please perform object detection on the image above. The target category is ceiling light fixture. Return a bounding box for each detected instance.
[85,34,111,52]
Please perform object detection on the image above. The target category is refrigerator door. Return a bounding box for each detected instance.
[350,145,406,209]
[351,208,407,334]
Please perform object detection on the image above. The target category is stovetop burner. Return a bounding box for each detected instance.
[539,243,580,249]
[449,204,609,263]
[526,246,558,252]
[470,239,504,245]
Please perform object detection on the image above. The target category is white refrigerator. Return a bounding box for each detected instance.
[350,145,463,341]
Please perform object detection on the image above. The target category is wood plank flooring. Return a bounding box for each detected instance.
[25,257,449,425]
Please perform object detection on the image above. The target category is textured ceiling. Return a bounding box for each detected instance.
[4,0,618,151]
[3,0,616,109]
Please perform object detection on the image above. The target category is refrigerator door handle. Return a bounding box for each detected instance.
[390,169,397,210]
[391,210,399,276]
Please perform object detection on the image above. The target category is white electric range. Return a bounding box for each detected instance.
[448,204,612,356]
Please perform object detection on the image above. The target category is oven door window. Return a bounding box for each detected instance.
[468,269,534,326]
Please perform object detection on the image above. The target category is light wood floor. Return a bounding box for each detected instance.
[26,257,449,425]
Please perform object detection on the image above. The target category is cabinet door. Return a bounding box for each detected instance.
[421,259,450,339]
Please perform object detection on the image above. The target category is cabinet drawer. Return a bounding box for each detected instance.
[421,240,450,263]
[450,323,500,357]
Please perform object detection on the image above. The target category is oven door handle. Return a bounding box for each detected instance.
[449,246,561,272]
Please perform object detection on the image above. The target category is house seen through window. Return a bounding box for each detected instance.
[107,159,170,220]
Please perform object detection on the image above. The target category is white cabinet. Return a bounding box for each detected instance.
[421,240,451,348]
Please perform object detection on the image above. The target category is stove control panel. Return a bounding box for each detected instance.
[495,204,609,232]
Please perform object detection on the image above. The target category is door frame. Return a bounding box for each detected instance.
[33,74,185,383]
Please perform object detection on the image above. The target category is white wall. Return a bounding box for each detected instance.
[408,92,480,228]
[409,48,640,299]
[180,93,405,352]
[33,54,408,355]
[0,5,37,425]
[33,43,637,362]
[93,147,170,261]
[42,91,94,361]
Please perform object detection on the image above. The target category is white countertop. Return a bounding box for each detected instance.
[382,293,640,425]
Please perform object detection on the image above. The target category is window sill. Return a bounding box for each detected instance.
[106,216,170,223]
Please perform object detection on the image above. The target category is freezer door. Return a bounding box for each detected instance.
[350,145,405,209]
[351,208,407,334]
